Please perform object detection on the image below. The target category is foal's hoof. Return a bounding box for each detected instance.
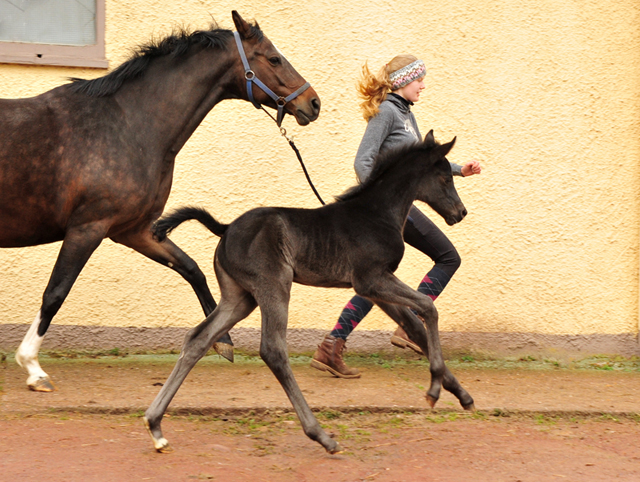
[462,402,476,412]
[327,442,343,454]
[155,441,173,453]
[426,394,438,408]
[28,377,56,392]
[143,417,172,453]
[213,342,234,363]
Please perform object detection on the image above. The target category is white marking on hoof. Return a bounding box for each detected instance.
[143,417,172,453]
[154,437,172,453]
[16,312,50,388]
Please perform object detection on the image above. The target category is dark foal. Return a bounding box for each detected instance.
[144,131,475,454]
[0,11,320,391]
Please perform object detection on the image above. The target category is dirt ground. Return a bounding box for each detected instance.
[1,353,640,481]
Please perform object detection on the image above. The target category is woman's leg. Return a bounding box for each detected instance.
[310,296,372,378]
[391,205,461,353]
[329,295,374,339]
[404,205,461,300]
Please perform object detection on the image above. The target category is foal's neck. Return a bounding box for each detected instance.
[356,155,427,229]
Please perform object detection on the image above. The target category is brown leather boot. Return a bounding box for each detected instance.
[310,334,361,379]
[390,326,423,355]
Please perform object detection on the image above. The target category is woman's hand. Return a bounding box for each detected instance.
[461,160,482,177]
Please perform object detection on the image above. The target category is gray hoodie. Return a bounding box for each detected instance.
[354,93,463,183]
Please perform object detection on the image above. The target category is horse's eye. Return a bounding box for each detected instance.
[268,56,282,66]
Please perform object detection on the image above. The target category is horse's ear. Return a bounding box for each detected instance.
[232,10,253,39]
[436,136,457,158]
[424,130,436,147]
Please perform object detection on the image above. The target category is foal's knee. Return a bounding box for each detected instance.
[419,298,438,321]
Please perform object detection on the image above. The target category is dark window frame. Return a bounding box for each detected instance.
[0,0,107,69]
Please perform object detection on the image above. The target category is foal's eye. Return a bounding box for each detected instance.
[268,56,282,66]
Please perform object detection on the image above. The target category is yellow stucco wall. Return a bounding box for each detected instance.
[1,1,639,345]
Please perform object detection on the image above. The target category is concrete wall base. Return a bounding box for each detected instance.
[1,324,638,358]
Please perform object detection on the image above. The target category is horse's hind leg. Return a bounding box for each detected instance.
[112,229,234,362]
[376,301,474,411]
[144,269,256,453]
[16,223,108,391]
[255,281,341,454]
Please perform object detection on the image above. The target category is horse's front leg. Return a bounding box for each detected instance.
[15,222,108,391]
[255,280,341,454]
[112,228,234,361]
[144,288,256,453]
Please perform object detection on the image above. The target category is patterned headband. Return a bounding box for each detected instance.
[389,59,427,90]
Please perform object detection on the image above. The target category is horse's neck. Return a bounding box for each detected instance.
[114,47,236,156]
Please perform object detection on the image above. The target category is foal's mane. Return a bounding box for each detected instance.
[69,21,264,97]
[336,142,434,202]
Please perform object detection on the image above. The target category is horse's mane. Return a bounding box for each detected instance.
[69,21,263,97]
[336,141,433,202]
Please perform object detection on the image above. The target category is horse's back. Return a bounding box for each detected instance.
[0,85,123,247]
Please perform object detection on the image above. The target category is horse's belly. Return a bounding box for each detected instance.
[0,213,65,247]
[0,205,64,248]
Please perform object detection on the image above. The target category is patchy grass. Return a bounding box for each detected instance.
[2,350,639,372]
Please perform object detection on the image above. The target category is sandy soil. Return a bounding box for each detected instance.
[1,354,639,481]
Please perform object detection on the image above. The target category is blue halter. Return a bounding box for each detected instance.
[233,31,310,127]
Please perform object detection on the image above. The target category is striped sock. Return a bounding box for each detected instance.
[329,295,374,339]
[417,266,451,301]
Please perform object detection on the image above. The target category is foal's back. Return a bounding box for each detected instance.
[216,202,404,290]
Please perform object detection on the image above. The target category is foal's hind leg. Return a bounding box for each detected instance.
[16,222,108,391]
[112,229,234,361]
[254,280,341,454]
[144,269,256,453]
[376,301,474,411]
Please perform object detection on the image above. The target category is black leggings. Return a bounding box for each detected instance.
[329,205,461,339]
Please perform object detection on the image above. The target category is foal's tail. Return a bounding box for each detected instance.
[153,206,228,241]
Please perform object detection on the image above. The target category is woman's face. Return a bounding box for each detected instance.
[394,77,425,103]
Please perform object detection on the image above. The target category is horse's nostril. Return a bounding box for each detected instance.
[312,97,321,113]
[462,208,468,218]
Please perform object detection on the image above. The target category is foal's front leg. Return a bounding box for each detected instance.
[376,301,474,410]
[356,273,474,410]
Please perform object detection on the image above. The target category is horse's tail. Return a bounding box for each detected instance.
[153,206,228,241]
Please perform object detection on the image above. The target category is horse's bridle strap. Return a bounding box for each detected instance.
[233,31,310,127]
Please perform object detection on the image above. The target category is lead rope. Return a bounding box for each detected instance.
[261,106,326,206]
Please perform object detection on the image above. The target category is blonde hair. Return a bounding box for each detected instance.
[356,54,418,121]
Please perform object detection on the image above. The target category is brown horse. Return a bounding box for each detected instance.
[144,132,474,454]
[0,11,320,392]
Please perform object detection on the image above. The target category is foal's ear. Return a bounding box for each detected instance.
[435,136,457,158]
[232,11,254,39]
[424,130,436,147]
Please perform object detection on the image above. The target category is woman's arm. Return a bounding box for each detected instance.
[353,108,394,183]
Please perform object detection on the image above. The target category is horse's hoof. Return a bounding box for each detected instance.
[213,342,234,363]
[426,394,438,408]
[462,402,476,412]
[28,377,56,392]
